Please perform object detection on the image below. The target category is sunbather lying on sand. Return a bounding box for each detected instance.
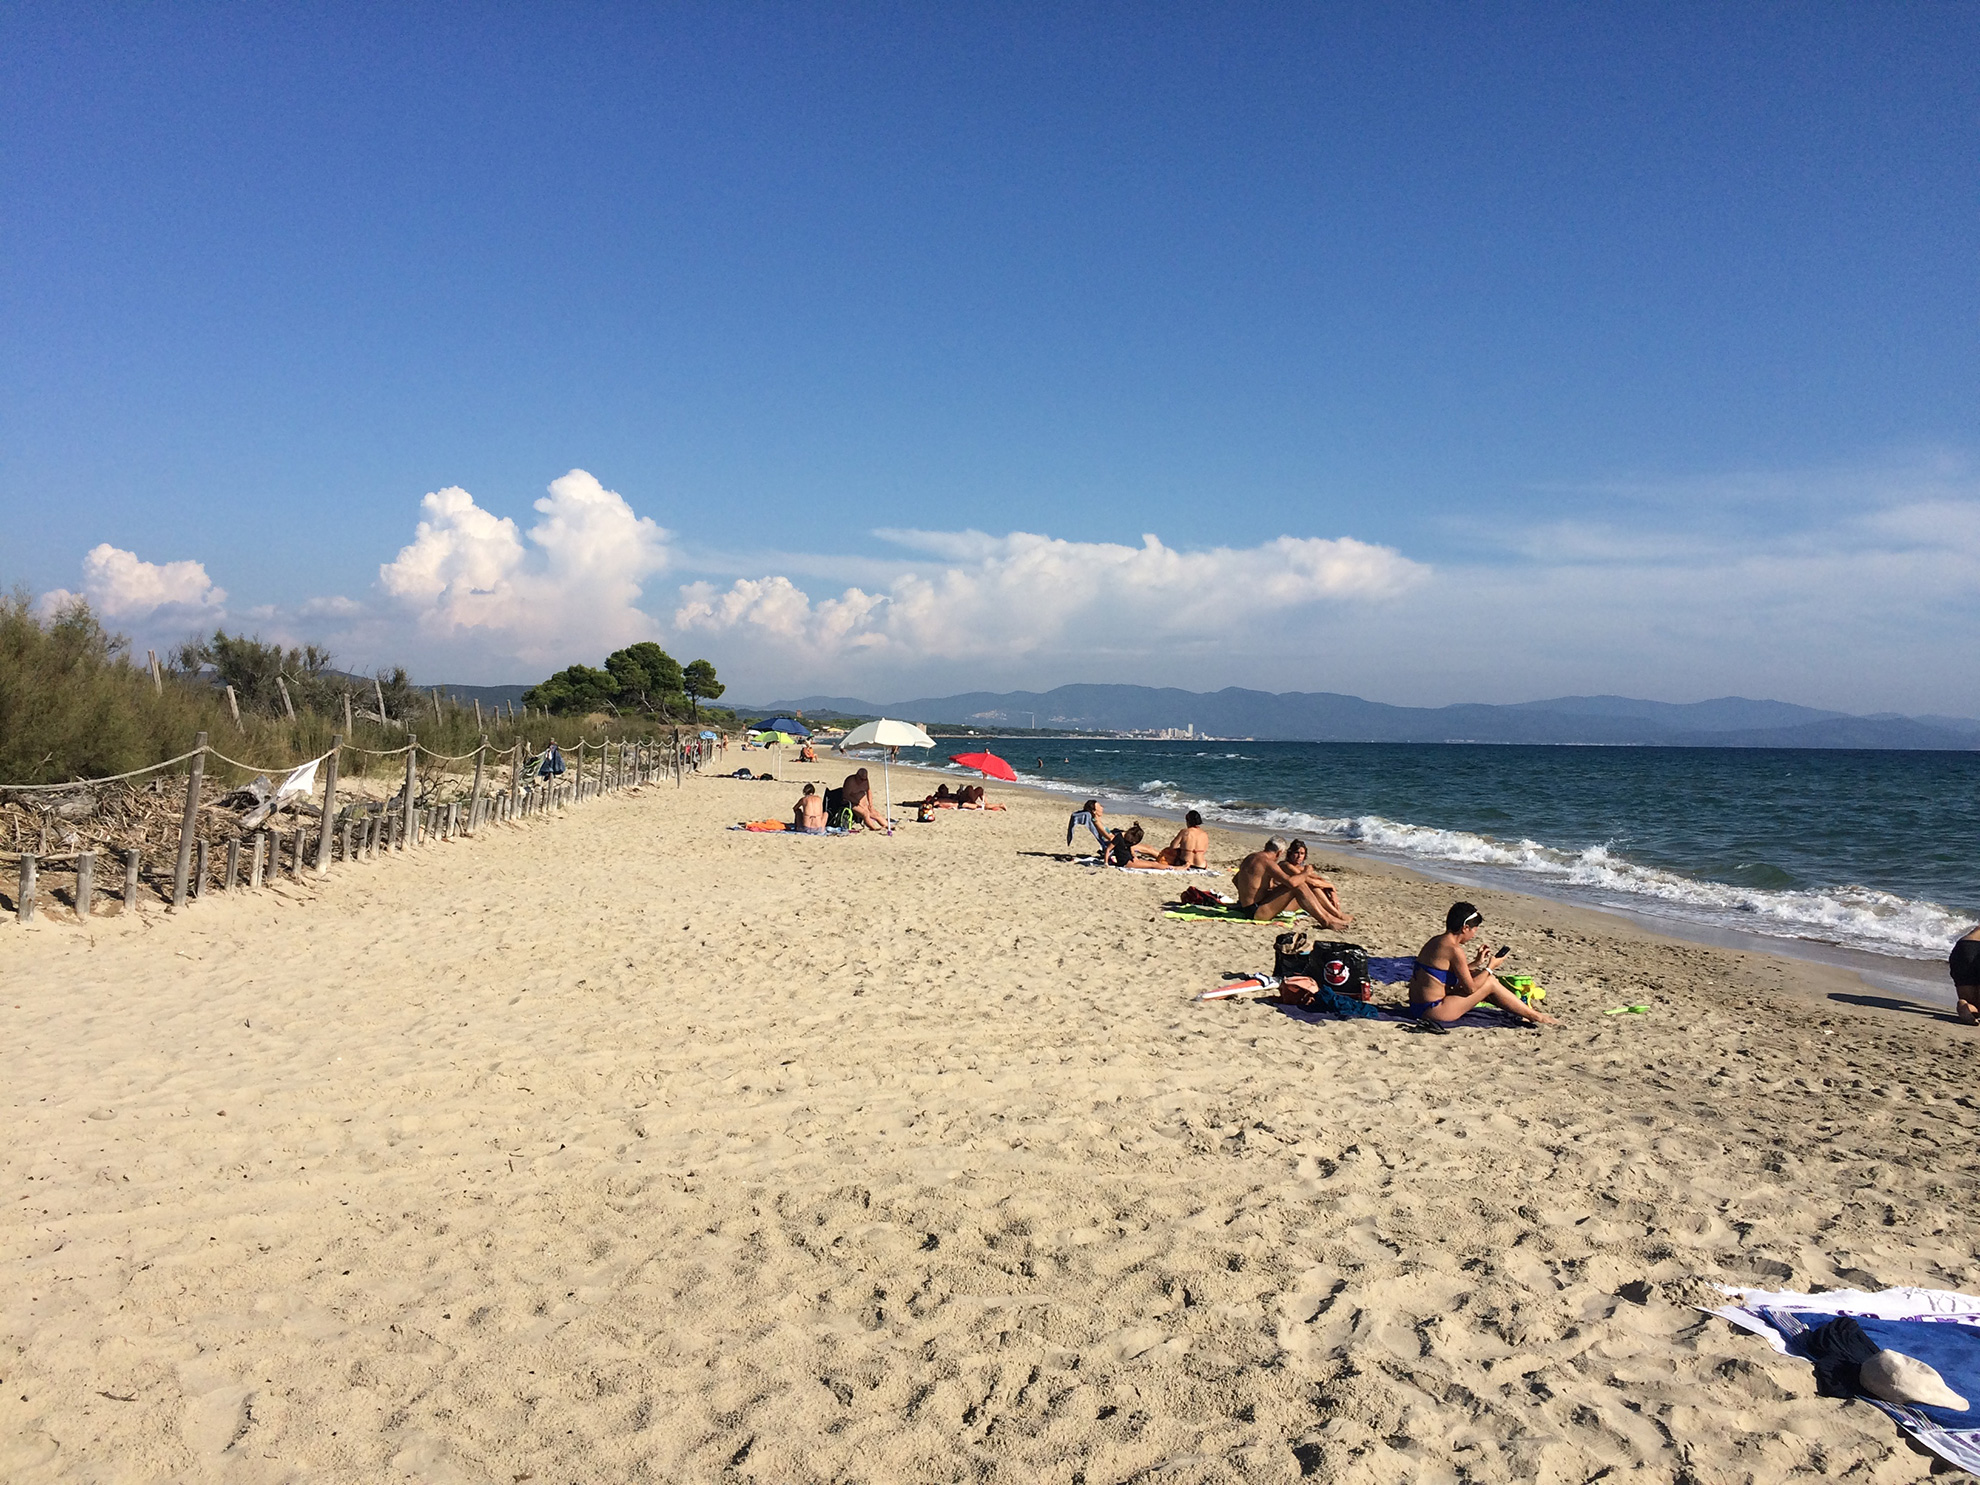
[1410,902,1558,1028]
[1233,840,1350,927]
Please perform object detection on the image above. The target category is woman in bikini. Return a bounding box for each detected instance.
[1410,902,1558,1028]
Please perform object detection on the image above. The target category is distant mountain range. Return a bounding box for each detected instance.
[722,684,1980,750]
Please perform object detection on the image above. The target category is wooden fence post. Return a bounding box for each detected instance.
[75,850,93,920]
[402,737,418,851]
[344,691,355,738]
[147,650,163,693]
[340,818,352,863]
[171,732,207,910]
[123,849,140,911]
[193,838,209,899]
[17,854,35,923]
[468,742,486,835]
[474,699,484,731]
[314,734,342,873]
[509,739,522,810]
[251,833,265,888]
[373,674,389,726]
[224,837,239,891]
[225,685,243,731]
[276,676,296,720]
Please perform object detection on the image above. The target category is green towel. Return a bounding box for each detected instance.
[1161,903,1301,923]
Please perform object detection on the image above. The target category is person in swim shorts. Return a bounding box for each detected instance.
[1232,840,1349,926]
[1409,901,1558,1028]
[1952,925,1980,1026]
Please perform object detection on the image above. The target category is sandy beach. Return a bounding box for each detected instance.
[3,763,1977,1483]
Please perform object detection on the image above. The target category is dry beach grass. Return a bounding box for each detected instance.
[3,767,1977,1483]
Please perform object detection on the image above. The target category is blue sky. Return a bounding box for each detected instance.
[5,3,1977,709]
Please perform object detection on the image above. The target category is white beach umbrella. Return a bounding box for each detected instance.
[834,719,934,829]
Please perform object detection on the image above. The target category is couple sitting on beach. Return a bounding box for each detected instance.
[791,769,887,832]
[1233,838,1353,928]
[1068,800,1209,868]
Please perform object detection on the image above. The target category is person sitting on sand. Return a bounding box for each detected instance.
[1233,839,1351,927]
[1106,822,1158,866]
[841,767,884,831]
[957,783,986,807]
[1067,799,1108,851]
[1410,901,1558,1028]
[1280,840,1350,925]
[1952,925,1980,1026]
[793,783,826,834]
[799,741,817,763]
[1155,810,1210,867]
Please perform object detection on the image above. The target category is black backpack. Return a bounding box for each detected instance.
[1274,932,1371,1000]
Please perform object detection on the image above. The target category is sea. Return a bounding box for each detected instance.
[924,739,1978,988]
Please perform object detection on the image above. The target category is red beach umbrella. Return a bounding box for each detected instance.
[948,751,1018,782]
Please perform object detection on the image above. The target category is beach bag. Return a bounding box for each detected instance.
[1274,933,1371,1001]
[1273,973,1383,1020]
[1179,885,1227,907]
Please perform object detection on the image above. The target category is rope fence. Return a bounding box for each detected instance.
[2,727,726,926]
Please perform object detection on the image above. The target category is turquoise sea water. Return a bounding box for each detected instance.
[932,740,1979,962]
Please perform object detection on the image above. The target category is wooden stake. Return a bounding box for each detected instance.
[468,742,486,837]
[402,736,418,850]
[340,818,352,863]
[225,685,243,731]
[193,838,209,898]
[344,691,355,738]
[17,854,35,923]
[374,673,389,726]
[224,837,239,891]
[171,733,207,910]
[276,676,296,720]
[251,833,265,888]
[432,689,443,722]
[147,650,163,692]
[75,850,93,920]
[123,849,140,911]
[474,699,484,731]
[314,735,342,873]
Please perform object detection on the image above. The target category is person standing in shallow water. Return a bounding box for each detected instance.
[1951,925,1980,1026]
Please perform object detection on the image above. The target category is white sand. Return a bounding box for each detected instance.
[3,767,1977,1482]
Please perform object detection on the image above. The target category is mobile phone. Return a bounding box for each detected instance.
[1491,945,1510,961]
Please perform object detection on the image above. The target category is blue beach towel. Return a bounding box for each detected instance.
[1712,1286,1980,1472]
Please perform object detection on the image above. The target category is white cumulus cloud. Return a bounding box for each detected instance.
[40,543,227,621]
[378,469,674,668]
[674,529,1424,663]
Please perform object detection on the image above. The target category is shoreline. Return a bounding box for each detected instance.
[817,752,1959,1019]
